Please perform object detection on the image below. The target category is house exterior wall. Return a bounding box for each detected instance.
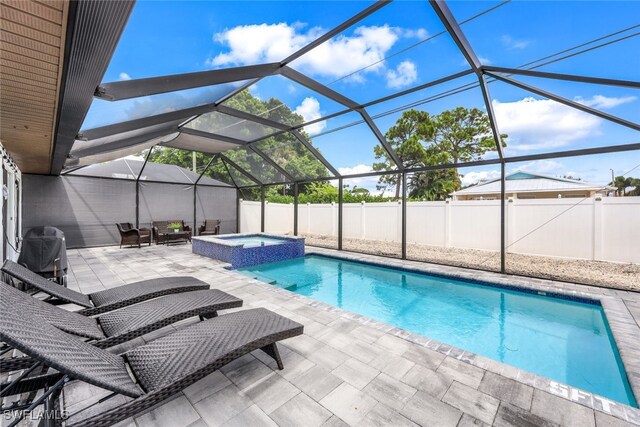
[455,190,596,200]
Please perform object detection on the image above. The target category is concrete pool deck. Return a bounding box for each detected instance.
[56,244,640,426]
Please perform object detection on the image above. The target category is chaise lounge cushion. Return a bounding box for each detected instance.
[89,276,207,308]
[126,307,304,391]
[0,281,104,340]
[1,260,210,315]
[0,297,142,397]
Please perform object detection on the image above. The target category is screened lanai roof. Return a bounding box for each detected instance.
[67,158,232,187]
[45,0,639,186]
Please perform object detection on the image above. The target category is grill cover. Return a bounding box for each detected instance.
[18,226,68,278]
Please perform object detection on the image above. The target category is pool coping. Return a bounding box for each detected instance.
[192,232,305,248]
[230,246,640,425]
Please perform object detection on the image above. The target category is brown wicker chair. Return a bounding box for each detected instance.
[152,220,192,244]
[198,219,221,236]
[116,223,151,248]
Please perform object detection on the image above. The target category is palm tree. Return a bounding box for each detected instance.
[613,176,632,196]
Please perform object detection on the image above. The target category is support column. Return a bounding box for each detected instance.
[402,172,407,259]
[593,196,603,261]
[236,189,240,233]
[360,201,366,239]
[260,186,266,233]
[500,162,506,273]
[135,182,140,228]
[294,183,299,236]
[338,178,343,250]
[193,185,197,235]
[444,198,451,248]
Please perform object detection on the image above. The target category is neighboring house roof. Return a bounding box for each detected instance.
[67,158,231,187]
[453,171,610,196]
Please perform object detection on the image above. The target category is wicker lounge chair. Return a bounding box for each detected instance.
[0,281,243,372]
[0,300,303,427]
[116,223,152,248]
[1,260,209,316]
[198,219,221,236]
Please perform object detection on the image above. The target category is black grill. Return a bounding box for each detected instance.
[17,226,68,286]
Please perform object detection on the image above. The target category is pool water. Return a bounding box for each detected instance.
[221,236,286,247]
[240,255,637,407]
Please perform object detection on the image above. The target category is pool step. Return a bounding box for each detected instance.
[248,272,298,291]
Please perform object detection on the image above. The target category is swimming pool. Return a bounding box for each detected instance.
[240,254,637,407]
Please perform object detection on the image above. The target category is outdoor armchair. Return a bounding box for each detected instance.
[0,301,303,427]
[1,260,209,316]
[116,223,151,248]
[198,219,221,236]
[0,281,243,373]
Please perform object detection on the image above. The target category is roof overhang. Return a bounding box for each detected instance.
[0,0,135,174]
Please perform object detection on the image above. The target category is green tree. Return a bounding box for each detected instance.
[145,90,328,190]
[146,147,210,174]
[374,107,506,200]
[613,176,640,196]
[408,169,460,201]
[630,178,640,196]
[373,110,432,198]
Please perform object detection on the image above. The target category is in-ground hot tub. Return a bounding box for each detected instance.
[192,233,305,269]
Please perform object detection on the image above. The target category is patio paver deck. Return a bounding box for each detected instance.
[57,244,640,427]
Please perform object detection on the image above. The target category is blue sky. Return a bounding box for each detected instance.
[82,0,640,191]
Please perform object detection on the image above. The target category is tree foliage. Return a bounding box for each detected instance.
[373,107,507,200]
[613,175,640,196]
[145,90,328,189]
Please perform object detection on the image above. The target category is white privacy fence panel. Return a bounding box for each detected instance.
[508,199,594,260]
[449,201,501,251]
[599,198,640,263]
[298,203,336,236]
[406,202,447,247]
[265,202,294,234]
[240,198,640,263]
[239,201,261,233]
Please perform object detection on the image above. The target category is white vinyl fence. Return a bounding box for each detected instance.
[240,197,640,264]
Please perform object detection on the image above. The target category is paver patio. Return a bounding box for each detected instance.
[58,244,640,427]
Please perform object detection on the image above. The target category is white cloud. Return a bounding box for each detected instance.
[493,97,601,152]
[478,56,492,65]
[208,22,315,67]
[501,35,529,50]
[208,23,425,82]
[385,60,417,89]
[287,84,297,94]
[402,28,428,39]
[336,164,386,194]
[119,72,131,81]
[576,95,637,109]
[338,164,373,175]
[460,170,500,187]
[294,97,326,135]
